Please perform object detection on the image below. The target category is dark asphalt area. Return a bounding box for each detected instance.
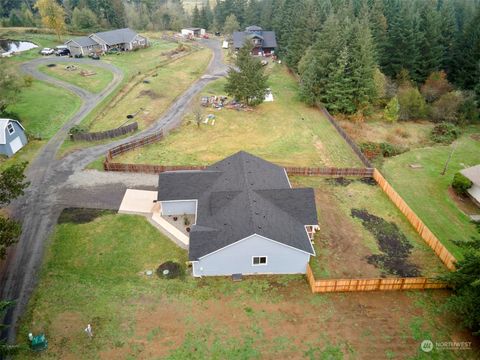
[0,39,227,345]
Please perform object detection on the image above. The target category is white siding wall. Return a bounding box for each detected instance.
[192,234,311,277]
[160,200,197,216]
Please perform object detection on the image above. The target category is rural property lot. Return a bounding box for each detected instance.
[113,66,362,168]
[383,127,480,260]
[17,210,479,359]
[292,177,448,280]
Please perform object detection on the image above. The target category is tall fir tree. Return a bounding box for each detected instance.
[418,0,444,80]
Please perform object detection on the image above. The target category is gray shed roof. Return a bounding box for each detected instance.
[233,30,277,49]
[461,165,480,186]
[158,151,317,260]
[92,28,139,45]
[66,36,98,47]
[0,119,25,145]
[246,25,263,32]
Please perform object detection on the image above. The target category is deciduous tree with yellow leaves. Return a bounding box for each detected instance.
[35,0,66,41]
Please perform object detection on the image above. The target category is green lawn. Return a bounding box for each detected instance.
[383,127,480,260]
[17,210,476,359]
[7,79,82,139]
[0,140,45,171]
[113,65,362,168]
[38,63,113,93]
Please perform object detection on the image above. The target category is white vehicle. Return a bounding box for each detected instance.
[40,48,54,55]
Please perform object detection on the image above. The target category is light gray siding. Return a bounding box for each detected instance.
[0,122,27,157]
[161,200,197,216]
[192,234,311,277]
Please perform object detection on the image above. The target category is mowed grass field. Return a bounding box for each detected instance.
[293,177,448,279]
[38,63,114,93]
[114,65,362,168]
[86,47,212,132]
[383,127,480,260]
[17,210,479,359]
[7,80,82,139]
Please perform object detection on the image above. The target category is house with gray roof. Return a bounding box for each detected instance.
[233,26,277,56]
[65,28,148,57]
[460,165,480,207]
[0,119,28,157]
[157,151,318,277]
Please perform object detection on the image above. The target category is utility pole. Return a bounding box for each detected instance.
[441,141,458,176]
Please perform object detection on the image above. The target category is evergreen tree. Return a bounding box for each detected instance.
[192,4,201,27]
[418,1,444,80]
[383,96,400,122]
[439,0,458,74]
[350,19,378,107]
[224,40,269,106]
[223,13,240,35]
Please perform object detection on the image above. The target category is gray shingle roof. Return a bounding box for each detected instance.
[461,165,480,186]
[246,25,263,32]
[233,30,277,49]
[158,151,317,260]
[91,28,139,46]
[66,36,98,47]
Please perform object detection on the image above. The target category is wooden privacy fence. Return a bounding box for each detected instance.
[373,169,457,271]
[285,167,373,177]
[71,122,138,142]
[320,107,372,168]
[306,265,447,293]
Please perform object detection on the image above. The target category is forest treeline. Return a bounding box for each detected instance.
[1,0,479,120]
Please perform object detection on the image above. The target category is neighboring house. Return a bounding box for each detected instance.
[157,151,319,277]
[0,119,28,157]
[460,165,480,207]
[233,25,277,56]
[181,28,206,38]
[65,28,148,56]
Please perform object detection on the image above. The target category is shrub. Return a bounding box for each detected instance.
[383,96,400,122]
[452,172,472,196]
[431,91,464,123]
[69,125,88,134]
[360,142,407,159]
[397,85,427,120]
[420,71,453,102]
[430,122,461,144]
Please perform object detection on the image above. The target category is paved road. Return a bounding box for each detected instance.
[0,39,227,343]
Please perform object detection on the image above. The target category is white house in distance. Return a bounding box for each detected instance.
[460,165,480,207]
[181,28,206,38]
[65,28,148,57]
[157,151,319,277]
[0,119,28,157]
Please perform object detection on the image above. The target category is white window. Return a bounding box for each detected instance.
[7,123,14,135]
[252,256,267,266]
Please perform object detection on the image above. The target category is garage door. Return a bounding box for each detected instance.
[9,137,24,154]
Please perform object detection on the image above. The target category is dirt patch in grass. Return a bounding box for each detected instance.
[351,209,420,277]
[326,177,377,187]
[156,261,184,279]
[138,89,162,99]
[312,189,382,278]
[58,208,115,224]
[447,187,480,216]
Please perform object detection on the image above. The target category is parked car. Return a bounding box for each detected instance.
[89,53,100,60]
[40,48,54,55]
[55,48,70,56]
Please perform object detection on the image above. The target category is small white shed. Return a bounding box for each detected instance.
[181,28,206,37]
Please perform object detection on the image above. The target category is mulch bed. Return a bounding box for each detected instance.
[58,208,115,224]
[351,208,420,277]
[157,261,184,279]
